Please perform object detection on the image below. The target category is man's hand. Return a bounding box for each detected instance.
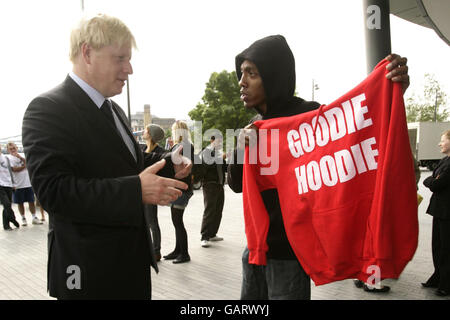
[171,145,193,179]
[139,159,188,206]
[385,53,410,94]
[237,123,258,150]
[11,151,24,160]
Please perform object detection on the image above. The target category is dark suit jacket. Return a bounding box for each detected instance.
[424,156,450,220]
[22,75,173,299]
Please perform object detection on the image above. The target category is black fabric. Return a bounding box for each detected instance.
[424,156,450,220]
[144,144,167,256]
[201,149,227,185]
[1,186,18,230]
[100,99,115,125]
[428,217,450,292]
[229,35,320,260]
[201,182,224,240]
[170,207,188,256]
[235,35,319,120]
[21,75,175,299]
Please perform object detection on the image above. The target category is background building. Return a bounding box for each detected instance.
[131,104,176,144]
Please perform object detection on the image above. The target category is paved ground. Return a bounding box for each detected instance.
[0,170,448,300]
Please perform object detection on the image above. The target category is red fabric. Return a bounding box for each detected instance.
[242,60,418,285]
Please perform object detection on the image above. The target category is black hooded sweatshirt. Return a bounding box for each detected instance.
[228,35,320,260]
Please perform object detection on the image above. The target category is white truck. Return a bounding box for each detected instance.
[408,121,450,170]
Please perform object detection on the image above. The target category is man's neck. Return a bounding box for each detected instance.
[255,103,267,115]
[72,65,103,97]
[72,65,87,83]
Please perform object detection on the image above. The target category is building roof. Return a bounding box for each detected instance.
[390,0,450,46]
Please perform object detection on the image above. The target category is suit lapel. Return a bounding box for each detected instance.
[63,76,141,169]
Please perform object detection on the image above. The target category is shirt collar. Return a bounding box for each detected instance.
[69,71,106,109]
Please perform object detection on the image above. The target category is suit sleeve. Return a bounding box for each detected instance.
[22,96,143,227]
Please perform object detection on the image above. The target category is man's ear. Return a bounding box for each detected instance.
[80,43,92,64]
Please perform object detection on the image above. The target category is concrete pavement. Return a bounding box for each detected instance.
[0,170,448,300]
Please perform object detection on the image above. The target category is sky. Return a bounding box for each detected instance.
[1,0,449,141]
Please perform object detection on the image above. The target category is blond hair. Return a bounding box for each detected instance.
[6,142,16,149]
[69,13,137,62]
[171,120,191,144]
[442,129,450,140]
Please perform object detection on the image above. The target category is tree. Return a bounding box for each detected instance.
[406,73,449,123]
[189,70,256,148]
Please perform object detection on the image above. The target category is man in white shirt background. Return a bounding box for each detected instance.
[6,142,43,226]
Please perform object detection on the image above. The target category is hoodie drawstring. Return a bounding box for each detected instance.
[313,104,326,137]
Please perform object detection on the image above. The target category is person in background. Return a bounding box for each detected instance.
[227,35,410,300]
[22,14,191,299]
[0,146,19,231]
[35,198,47,222]
[199,136,226,248]
[165,137,174,150]
[163,120,194,264]
[143,123,167,261]
[422,129,450,297]
[6,142,42,226]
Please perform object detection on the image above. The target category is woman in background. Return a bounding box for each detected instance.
[163,121,194,264]
[143,124,166,261]
[422,129,450,297]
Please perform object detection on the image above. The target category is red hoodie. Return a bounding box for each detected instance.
[242,60,418,285]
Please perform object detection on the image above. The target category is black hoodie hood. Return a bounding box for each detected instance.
[236,35,319,120]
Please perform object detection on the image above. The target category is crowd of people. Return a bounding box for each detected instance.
[1,142,46,231]
[140,121,226,264]
[1,13,448,300]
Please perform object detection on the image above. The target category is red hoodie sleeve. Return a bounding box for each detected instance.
[242,144,276,265]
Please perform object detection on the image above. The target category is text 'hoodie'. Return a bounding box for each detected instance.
[242,60,418,285]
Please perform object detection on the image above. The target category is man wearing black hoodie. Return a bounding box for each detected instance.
[227,35,410,300]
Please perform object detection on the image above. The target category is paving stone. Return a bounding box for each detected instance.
[0,170,448,300]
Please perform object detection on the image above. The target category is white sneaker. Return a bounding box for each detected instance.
[201,240,210,248]
[209,236,224,241]
[22,218,28,226]
[32,217,43,225]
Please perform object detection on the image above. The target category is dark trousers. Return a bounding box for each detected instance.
[201,183,224,241]
[171,207,188,256]
[146,204,161,255]
[426,217,450,291]
[1,186,18,230]
[240,247,311,300]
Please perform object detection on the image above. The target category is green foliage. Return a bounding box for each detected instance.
[188,70,256,148]
[406,74,449,123]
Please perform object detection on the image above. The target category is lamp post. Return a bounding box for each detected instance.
[363,0,391,74]
[434,89,440,122]
[312,79,319,101]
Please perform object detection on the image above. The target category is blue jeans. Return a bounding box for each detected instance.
[240,247,311,300]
